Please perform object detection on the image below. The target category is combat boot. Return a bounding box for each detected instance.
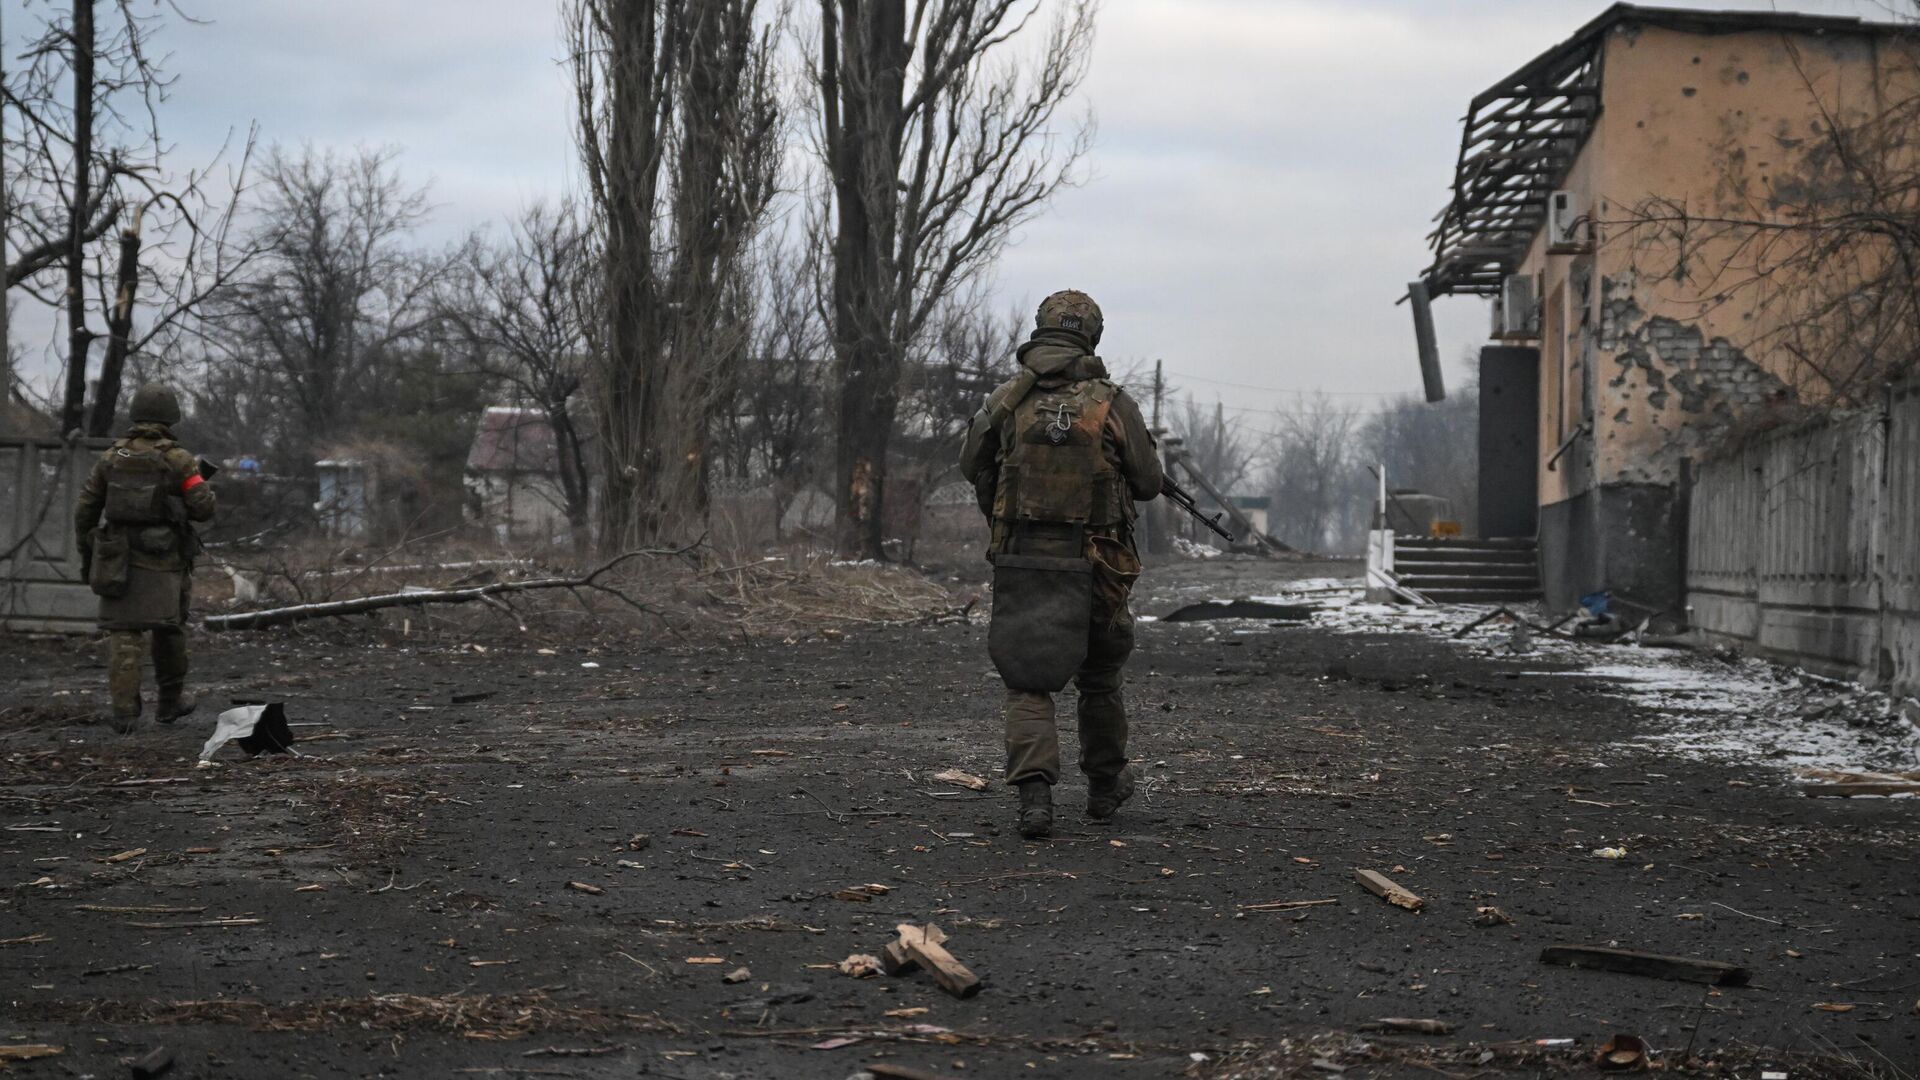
[1016,779,1054,840]
[155,688,196,724]
[1086,765,1137,822]
[110,695,144,734]
[152,631,194,724]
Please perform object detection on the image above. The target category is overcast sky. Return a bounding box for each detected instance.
[11,0,1883,435]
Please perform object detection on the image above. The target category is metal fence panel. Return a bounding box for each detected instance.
[2,436,109,633]
[1687,391,1918,697]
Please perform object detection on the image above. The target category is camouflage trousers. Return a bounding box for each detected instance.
[105,572,193,722]
[108,628,190,721]
[1003,589,1134,787]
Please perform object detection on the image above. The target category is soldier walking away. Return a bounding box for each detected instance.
[73,384,217,732]
[959,290,1163,839]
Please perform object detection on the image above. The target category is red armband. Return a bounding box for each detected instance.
[181,473,205,493]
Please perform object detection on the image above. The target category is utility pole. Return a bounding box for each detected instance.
[1147,359,1171,556]
[1151,359,1162,432]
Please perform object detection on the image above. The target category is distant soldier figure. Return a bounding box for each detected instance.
[960,290,1162,839]
[74,384,216,732]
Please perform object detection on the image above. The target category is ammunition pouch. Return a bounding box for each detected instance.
[130,525,181,558]
[88,527,130,598]
[988,552,1093,692]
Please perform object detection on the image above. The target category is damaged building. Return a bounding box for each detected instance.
[1414,4,1913,611]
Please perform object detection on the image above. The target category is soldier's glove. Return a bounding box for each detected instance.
[78,545,92,584]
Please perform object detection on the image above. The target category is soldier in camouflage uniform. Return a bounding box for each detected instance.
[960,290,1163,839]
[73,385,217,732]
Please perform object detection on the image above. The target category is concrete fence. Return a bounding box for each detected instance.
[1686,383,1920,699]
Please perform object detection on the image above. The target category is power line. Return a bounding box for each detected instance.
[1162,368,1412,397]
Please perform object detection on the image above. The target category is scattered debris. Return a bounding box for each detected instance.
[1594,1034,1647,1071]
[626,833,652,851]
[1592,847,1628,860]
[1367,1018,1453,1035]
[685,956,726,965]
[868,1063,945,1080]
[838,954,884,979]
[1539,945,1750,986]
[1238,898,1336,913]
[565,881,604,896]
[0,1045,63,1063]
[1354,869,1424,912]
[1812,1002,1856,1013]
[1797,767,1920,797]
[103,847,147,863]
[128,1045,175,1079]
[1472,906,1513,928]
[893,923,981,999]
[881,924,946,976]
[721,967,752,984]
[199,704,296,762]
[929,768,988,791]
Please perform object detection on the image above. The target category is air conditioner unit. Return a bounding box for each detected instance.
[1547,190,1592,254]
[1496,273,1540,339]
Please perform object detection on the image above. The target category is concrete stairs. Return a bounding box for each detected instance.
[1394,537,1541,604]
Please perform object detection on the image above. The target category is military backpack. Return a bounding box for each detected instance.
[102,441,177,526]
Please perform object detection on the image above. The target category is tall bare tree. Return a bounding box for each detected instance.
[811,0,1095,558]
[6,0,250,433]
[1262,394,1363,554]
[200,145,442,475]
[566,0,782,551]
[442,200,595,549]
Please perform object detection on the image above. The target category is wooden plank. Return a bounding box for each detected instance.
[868,1065,944,1080]
[1354,869,1424,911]
[880,924,946,976]
[1539,945,1750,986]
[1802,782,1920,797]
[896,923,980,999]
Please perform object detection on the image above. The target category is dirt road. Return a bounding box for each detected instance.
[3,558,1916,1078]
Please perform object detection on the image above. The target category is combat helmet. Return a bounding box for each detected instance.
[128,384,183,426]
[1036,289,1103,346]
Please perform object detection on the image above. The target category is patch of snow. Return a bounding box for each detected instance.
[1146,574,1920,774]
[1171,537,1222,559]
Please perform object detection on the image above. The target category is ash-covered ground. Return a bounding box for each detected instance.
[3,555,1917,1079]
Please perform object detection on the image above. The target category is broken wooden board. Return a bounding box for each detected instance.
[896,922,980,998]
[1802,781,1920,798]
[1539,945,1750,986]
[881,924,947,976]
[1354,869,1424,912]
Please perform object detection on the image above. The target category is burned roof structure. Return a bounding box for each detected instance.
[1421,3,1878,297]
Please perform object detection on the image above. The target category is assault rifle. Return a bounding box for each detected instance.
[1161,474,1235,542]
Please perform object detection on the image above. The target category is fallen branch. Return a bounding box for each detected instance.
[204,547,695,631]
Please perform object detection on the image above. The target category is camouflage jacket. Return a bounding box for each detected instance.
[74,423,216,572]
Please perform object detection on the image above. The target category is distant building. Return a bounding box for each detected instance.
[1414,4,1911,609]
[465,407,574,544]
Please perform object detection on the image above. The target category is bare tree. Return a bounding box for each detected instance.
[1262,394,1364,553]
[732,240,831,527]
[810,0,1096,558]
[5,0,254,433]
[1360,383,1479,532]
[442,200,595,549]
[566,0,783,551]
[892,297,1019,553]
[1171,396,1254,502]
[199,145,442,475]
